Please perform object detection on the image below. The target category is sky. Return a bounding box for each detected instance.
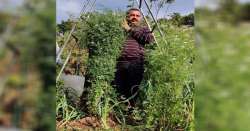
[0,0,23,12]
[1,0,249,23]
[56,0,195,23]
[195,0,250,10]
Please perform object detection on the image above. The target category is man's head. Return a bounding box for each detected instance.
[126,8,142,27]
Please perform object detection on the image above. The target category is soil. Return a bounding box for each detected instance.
[56,116,119,130]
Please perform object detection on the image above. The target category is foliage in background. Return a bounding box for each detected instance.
[196,20,250,131]
[195,1,250,130]
[0,13,11,33]
[57,20,75,34]
[217,0,250,24]
[0,0,55,130]
[158,13,194,27]
[238,3,250,21]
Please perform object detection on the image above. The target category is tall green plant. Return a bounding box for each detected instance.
[77,11,125,127]
[141,24,195,130]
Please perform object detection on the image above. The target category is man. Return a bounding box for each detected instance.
[113,8,154,108]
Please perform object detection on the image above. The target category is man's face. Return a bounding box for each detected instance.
[127,10,141,26]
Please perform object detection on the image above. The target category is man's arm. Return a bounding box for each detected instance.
[121,19,154,44]
[130,27,154,44]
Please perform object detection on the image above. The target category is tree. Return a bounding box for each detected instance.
[182,13,194,26]
[0,13,10,33]
[57,20,74,34]
[218,0,240,24]
[170,12,182,26]
[238,3,250,22]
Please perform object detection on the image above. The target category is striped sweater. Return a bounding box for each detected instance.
[120,26,153,60]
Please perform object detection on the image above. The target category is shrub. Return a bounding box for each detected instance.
[141,24,195,130]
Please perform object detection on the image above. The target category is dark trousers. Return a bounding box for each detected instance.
[113,57,144,106]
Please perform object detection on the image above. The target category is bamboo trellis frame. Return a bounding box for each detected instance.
[56,0,96,81]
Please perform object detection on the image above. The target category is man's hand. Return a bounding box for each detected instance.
[121,19,131,32]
